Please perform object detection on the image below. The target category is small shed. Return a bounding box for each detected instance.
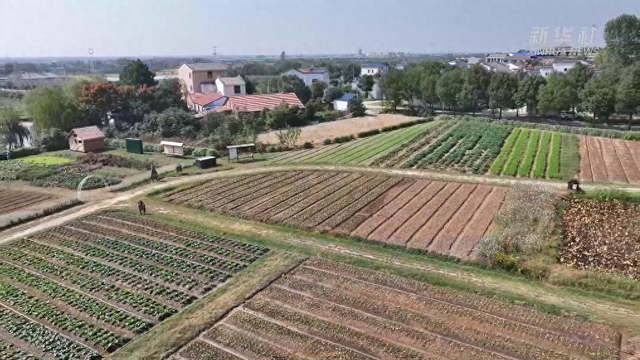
[226,143,255,162]
[160,141,184,157]
[195,156,217,169]
[125,138,144,154]
[333,93,355,111]
[67,126,105,153]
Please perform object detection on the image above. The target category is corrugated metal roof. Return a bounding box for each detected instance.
[217,76,245,85]
[66,126,105,140]
[185,62,228,71]
[336,93,355,102]
[222,93,304,113]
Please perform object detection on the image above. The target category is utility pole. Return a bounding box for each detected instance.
[88,48,95,74]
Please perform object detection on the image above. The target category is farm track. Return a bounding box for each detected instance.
[176,259,621,360]
[579,136,640,184]
[163,170,510,259]
[0,213,269,358]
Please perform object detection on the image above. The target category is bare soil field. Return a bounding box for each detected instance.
[0,212,269,359]
[0,188,55,215]
[174,258,621,360]
[258,113,422,145]
[579,136,640,184]
[160,170,508,259]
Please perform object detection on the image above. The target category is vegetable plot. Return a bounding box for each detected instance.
[176,259,621,360]
[0,212,268,359]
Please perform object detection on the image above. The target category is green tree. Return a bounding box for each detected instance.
[324,87,344,102]
[515,74,546,116]
[244,78,257,94]
[155,78,188,110]
[567,63,593,92]
[0,107,31,149]
[436,69,464,114]
[616,63,640,130]
[580,72,618,124]
[380,70,405,111]
[266,103,305,129]
[311,81,328,100]
[488,72,518,119]
[341,64,361,83]
[347,97,366,117]
[359,75,375,98]
[604,14,640,66]
[460,65,491,114]
[280,75,312,104]
[537,73,579,115]
[24,86,80,132]
[119,59,156,87]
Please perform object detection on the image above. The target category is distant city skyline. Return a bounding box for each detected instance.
[1,0,639,58]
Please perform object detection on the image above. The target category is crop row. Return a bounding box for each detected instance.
[94,216,258,263]
[532,132,552,178]
[317,177,401,231]
[489,128,520,174]
[13,239,195,306]
[502,129,530,176]
[0,282,125,351]
[0,308,98,360]
[518,130,541,177]
[63,223,228,282]
[343,125,430,164]
[548,133,562,179]
[0,339,38,360]
[39,230,206,293]
[297,176,389,228]
[459,125,513,174]
[76,220,246,274]
[1,262,152,333]
[162,173,268,203]
[104,213,268,256]
[0,246,175,320]
[179,339,243,360]
[302,258,620,346]
[371,121,454,167]
[224,309,374,360]
[284,270,616,359]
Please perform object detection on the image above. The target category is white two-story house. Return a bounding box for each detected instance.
[281,67,329,87]
[360,63,389,76]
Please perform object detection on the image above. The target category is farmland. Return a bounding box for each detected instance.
[0,212,268,359]
[268,120,441,166]
[159,170,508,259]
[579,136,640,184]
[489,129,579,180]
[0,189,54,215]
[561,197,639,280]
[175,258,621,360]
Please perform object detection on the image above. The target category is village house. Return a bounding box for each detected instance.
[177,62,228,95]
[360,63,389,76]
[281,67,330,87]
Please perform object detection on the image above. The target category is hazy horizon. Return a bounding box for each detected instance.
[1,0,639,58]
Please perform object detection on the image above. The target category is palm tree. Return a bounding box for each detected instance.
[0,107,31,150]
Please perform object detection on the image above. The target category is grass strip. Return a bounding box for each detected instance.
[560,134,580,181]
[517,130,540,177]
[547,133,562,179]
[502,129,530,176]
[532,132,552,178]
[489,128,520,174]
[311,132,394,163]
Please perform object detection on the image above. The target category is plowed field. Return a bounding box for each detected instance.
[161,171,508,259]
[579,136,640,184]
[0,212,268,359]
[0,189,54,215]
[175,258,621,360]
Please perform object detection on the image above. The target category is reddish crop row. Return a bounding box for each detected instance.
[177,259,621,360]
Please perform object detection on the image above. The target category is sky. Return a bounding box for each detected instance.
[1,0,639,57]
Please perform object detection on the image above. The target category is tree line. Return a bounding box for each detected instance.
[380,13,640,129]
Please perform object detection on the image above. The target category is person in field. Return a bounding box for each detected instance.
[138,200,146,215]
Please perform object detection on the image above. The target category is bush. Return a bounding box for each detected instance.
[206,148,219,157]
[323,138,332,145]
[9,147,42,159]
[358,129,381,138]
[36,128,68,152]
[106,139,126,149]
[302,142,313,149]
[266,146,277,153]
[347,97,366,117]
[193,148,207,157]
[183,146,194,156]
[622,132,640,141]
[333,135,354,144]
[319,111,344,122]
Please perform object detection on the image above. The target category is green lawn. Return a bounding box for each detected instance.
[18,155,73,166]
